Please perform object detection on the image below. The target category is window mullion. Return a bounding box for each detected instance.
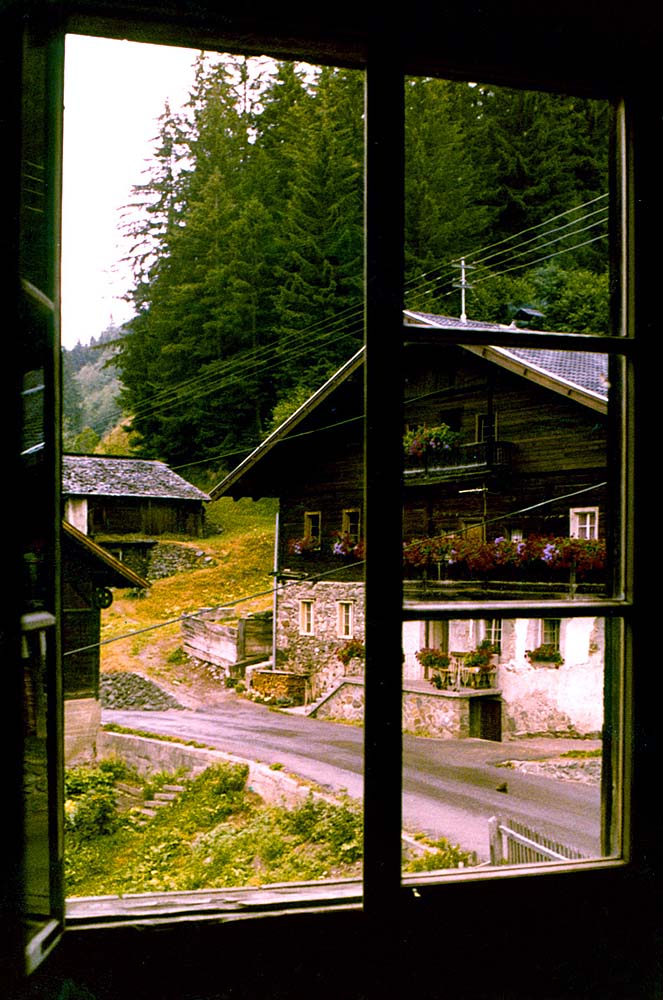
[363,48,405,917]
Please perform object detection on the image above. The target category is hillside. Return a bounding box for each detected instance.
[63,325,127,452]
[99,497,278,706]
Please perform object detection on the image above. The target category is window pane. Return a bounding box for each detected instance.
[401,77,622,879]
[62,37,365,904]
[404,77,612,335]
[402,615,613,875]
[402,346,613,601]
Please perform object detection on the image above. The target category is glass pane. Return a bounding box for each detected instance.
[62,36,365,904]
[404,77,613,335]
[19,25,65,972]
[402,345,613,601]
[402,615,614,876]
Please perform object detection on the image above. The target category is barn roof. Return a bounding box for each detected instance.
[63,455,210,502]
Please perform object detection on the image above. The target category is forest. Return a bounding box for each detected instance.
[66,54,611,479]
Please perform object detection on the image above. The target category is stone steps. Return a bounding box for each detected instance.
[115,781,187,823]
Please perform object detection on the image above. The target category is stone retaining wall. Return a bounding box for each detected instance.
[98,730,318,809]
[251,670,310,703]
[312,679,486,739]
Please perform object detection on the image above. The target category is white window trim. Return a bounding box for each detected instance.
[570,506,599,539]
[299,599,315,635]
[337,600,354,638]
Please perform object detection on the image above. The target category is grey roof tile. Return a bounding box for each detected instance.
[62,455,210,502]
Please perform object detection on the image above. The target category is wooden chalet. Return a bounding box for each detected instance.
[62,454,210,540]
[211,312,609,738]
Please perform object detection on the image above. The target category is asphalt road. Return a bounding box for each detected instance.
[103,696,602,862]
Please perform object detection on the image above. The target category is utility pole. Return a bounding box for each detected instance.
[453,257,474,322]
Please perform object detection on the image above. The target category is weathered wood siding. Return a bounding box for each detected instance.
[182,614,272,670]
[88,497,206,538]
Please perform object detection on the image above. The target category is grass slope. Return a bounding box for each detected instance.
[99,497,277,702]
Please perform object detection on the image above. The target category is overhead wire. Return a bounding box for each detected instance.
[64,479,607,658]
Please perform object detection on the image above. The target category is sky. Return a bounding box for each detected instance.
[61,34,200,349]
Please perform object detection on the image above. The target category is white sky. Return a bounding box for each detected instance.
[61,34,200,349]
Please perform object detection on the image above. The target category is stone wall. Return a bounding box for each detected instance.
[275,580,365,698]
[251,670,310,704]
[65,698,102,766]
[312,679,483,739]
[98,730,332,809]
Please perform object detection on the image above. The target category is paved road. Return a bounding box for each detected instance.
[103,696,602,862]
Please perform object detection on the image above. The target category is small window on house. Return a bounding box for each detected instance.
[476,412,497,442]
[542,618,562,652]
[337,601,354,638]
[299,600,315,635]
[476,618,502,654]
[570,506,599,539]
[304,511,321,548]
[342,508,361,544]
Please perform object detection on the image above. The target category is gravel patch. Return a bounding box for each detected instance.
[499,757,601,785]
[101,672,184,711]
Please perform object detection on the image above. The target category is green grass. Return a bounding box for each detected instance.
[99,496,278,680]
[65,761,364,897]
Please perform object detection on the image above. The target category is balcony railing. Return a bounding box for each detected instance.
[403,440,514,481]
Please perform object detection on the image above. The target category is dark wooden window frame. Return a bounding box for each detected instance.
[6,4,661,994]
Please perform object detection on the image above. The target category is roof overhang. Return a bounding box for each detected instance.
[62,520,149,590]
[209,348,364,500]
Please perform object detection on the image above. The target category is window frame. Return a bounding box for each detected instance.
[298,599,315,636]
[570,505,600,539]
[8,4,659,992]
[342,507,361,545]
[303,510,321,548]
[337,600,354,638]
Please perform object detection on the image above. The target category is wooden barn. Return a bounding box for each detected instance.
[62,454,210,539]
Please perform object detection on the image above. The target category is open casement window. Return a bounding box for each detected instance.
[5,5,659,996]
[6,21,66,980]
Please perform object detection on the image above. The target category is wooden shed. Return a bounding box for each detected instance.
[63,454,210,540]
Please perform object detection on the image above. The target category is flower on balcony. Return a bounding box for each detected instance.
[288,535,319,556]
[403,532,606,577]
[331,531,365,560]
[464,639,499,669]
[415,647,451,669]
[403,423,460,460]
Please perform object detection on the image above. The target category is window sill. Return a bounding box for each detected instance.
[65,878,362,930]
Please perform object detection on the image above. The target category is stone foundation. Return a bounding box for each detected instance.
[312,679,498,740]
[251,670,310,704]
[65,697,102,766]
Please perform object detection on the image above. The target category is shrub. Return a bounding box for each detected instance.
[526,643,564,665]
[415,647,450,669]
[337,638,365,666]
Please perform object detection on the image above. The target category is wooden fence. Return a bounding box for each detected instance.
[488,816,586,866]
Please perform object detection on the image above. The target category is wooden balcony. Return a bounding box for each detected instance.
[403,440,515,483]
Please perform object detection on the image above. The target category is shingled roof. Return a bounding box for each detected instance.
[210,311,609,500]
[63,455,210,502]
[405,311,609,408]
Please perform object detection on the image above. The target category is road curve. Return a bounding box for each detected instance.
[103,698,602,862]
